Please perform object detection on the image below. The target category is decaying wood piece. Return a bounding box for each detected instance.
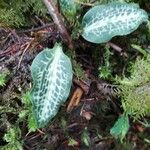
[42,0,73,50]
[67,87,83,112]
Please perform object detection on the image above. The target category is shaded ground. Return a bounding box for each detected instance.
[0,2,150,149]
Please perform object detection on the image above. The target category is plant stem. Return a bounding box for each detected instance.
[42,0,73,50]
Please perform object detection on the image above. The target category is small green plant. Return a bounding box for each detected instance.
[99,45,113,79]
[110,55,150,141]
[59,0,78,22]
[2,126,23,150]
[20,91,38,132]
[110,113,130,142]
[119,55,150,119]
[0,69,9,86]
[81,127,90,147]
[0,1,148,147]
[30,1,149,138]
[0,90,38,150]
[0,73,7,86]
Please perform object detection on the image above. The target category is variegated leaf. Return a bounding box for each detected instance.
[30,43,73,127]
[82,2,148,43]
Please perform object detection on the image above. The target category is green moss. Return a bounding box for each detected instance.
[119,55,150,119]
[0,70,9,86]
[0,0,48,27]
[66,50,85,79]
[2,127,23,150]
[99,45,113,79]
[21,92,38,132]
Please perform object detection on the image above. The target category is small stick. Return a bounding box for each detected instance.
[42,0,73,50]
[17,23,55,33]
[17,39,33,69]
[107,42,123,53]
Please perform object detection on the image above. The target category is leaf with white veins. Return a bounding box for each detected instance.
[31,43,73,127]
[82,2,148,43]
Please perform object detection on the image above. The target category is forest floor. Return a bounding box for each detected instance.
[0,2,150,150]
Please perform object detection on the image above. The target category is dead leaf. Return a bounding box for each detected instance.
[80,102,95,121]
[80,110,92,121]
[134,124,145,133]
[67,87,83,112]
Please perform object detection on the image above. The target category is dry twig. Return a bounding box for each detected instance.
[42,0,73,50]
[17,39,34,69]
[107,42,122,53]
[17,23,55,33]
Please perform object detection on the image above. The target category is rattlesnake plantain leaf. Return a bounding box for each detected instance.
[30,43,73,128]
[82,2,148,43]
